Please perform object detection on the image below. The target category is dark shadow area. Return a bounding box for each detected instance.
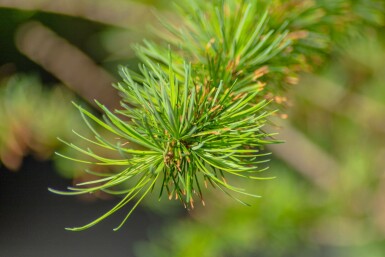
[0,157,161,257]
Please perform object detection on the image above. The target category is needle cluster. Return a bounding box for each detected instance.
[51,0,385,230]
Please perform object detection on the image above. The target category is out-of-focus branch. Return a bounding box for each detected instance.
[15,21,120,110]
[267,121,340,191]
[0,0,155,28]
[272,74,385,191]
[299,75,385,136]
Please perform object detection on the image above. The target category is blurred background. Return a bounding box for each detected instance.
[0,0,384,256]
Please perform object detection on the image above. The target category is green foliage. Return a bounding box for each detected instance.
[52,58,276,231]
[51,0,384,231]
[135,22,385,257]
[52,0,290,231]
[148,0,292,94]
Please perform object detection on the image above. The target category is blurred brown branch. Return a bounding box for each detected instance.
[299,75,385,136]
[0,0,155,28]
[268,121,340,190]
[15,21,120,110]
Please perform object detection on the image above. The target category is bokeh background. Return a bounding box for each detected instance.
[0,1,385,256]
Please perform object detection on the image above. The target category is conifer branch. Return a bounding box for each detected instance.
[51,0,384,230]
